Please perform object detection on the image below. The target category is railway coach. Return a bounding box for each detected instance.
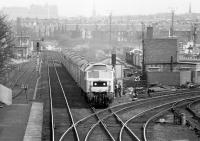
[61,49,114,107]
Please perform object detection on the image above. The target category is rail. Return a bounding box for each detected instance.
[119,101,176,141]
[187,99,200,119]
[143,96,200,141]
[12,60,37,99]
[84,107,115,141]
[53,60,80,141]
[60,89,200,140]
[48,63,55,141]
[84,105,139,141]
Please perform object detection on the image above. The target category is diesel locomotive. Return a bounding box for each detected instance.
[61,49,114,107]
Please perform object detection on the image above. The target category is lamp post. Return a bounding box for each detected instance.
[21,83,28,102]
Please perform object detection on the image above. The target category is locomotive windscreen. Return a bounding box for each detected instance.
[88,71,99,78]
[99,71,112,79]
[88,65,107,71]
[88,71,112,79]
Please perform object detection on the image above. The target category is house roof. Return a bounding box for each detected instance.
[100,57,133,68]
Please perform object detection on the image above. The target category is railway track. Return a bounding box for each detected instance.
[86,95,200,141]
[0,55,39,103]
[12,58,38,100]
[144,97,200,141]
[135,87,200,99]
[4,61,29,88]
[59,90,200,141]
[48,60,81,141]
[46,51,200,141]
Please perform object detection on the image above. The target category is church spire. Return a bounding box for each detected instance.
[189,1,192,14]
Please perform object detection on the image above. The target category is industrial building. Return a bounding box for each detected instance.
[144,26,197,86]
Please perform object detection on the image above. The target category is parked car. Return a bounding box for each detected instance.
[181,82,198,89]
[148,86,167,92]
[187,82,197,88]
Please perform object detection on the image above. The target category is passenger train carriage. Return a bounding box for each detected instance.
[61,49,114,107]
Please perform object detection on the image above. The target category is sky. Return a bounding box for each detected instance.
[0,0,199,17]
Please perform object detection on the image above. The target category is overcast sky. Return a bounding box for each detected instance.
[0,0,199,17]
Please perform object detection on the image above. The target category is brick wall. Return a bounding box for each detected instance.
[147,72,180,86]
[145,38,178,64]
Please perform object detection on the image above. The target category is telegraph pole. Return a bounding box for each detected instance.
[193,23,197,47]
[110,13,117,91]
[169,10,174,37]
[110,13,116,68]
[109,13,112,47]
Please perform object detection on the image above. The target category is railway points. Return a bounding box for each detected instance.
[144,98,200,141]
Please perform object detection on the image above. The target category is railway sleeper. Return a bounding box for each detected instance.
[186,107,200,122]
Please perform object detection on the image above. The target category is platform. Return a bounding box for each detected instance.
[0,102,43,141]
[0,104,31,141]
[23,102,43,141]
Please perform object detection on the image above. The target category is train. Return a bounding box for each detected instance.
[126,49,142,68]
[60,49,114,107]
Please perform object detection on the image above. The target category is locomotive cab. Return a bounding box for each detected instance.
[85,64,114,106]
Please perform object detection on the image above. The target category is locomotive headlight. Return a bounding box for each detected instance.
[94,83,97,86]
[103,83,106,86]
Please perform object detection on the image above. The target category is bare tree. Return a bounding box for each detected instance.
[0,15,14,74]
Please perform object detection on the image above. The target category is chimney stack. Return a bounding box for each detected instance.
[169,10,174,37]
[146,26,153,39]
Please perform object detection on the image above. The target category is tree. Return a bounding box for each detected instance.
[0,15,14,74]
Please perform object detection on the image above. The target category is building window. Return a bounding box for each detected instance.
[148,67,161,72]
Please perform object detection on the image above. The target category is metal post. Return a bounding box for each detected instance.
[24,85,28,102]
[181,113,186,125]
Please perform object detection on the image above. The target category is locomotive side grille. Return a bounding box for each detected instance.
[93,81,107,87]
